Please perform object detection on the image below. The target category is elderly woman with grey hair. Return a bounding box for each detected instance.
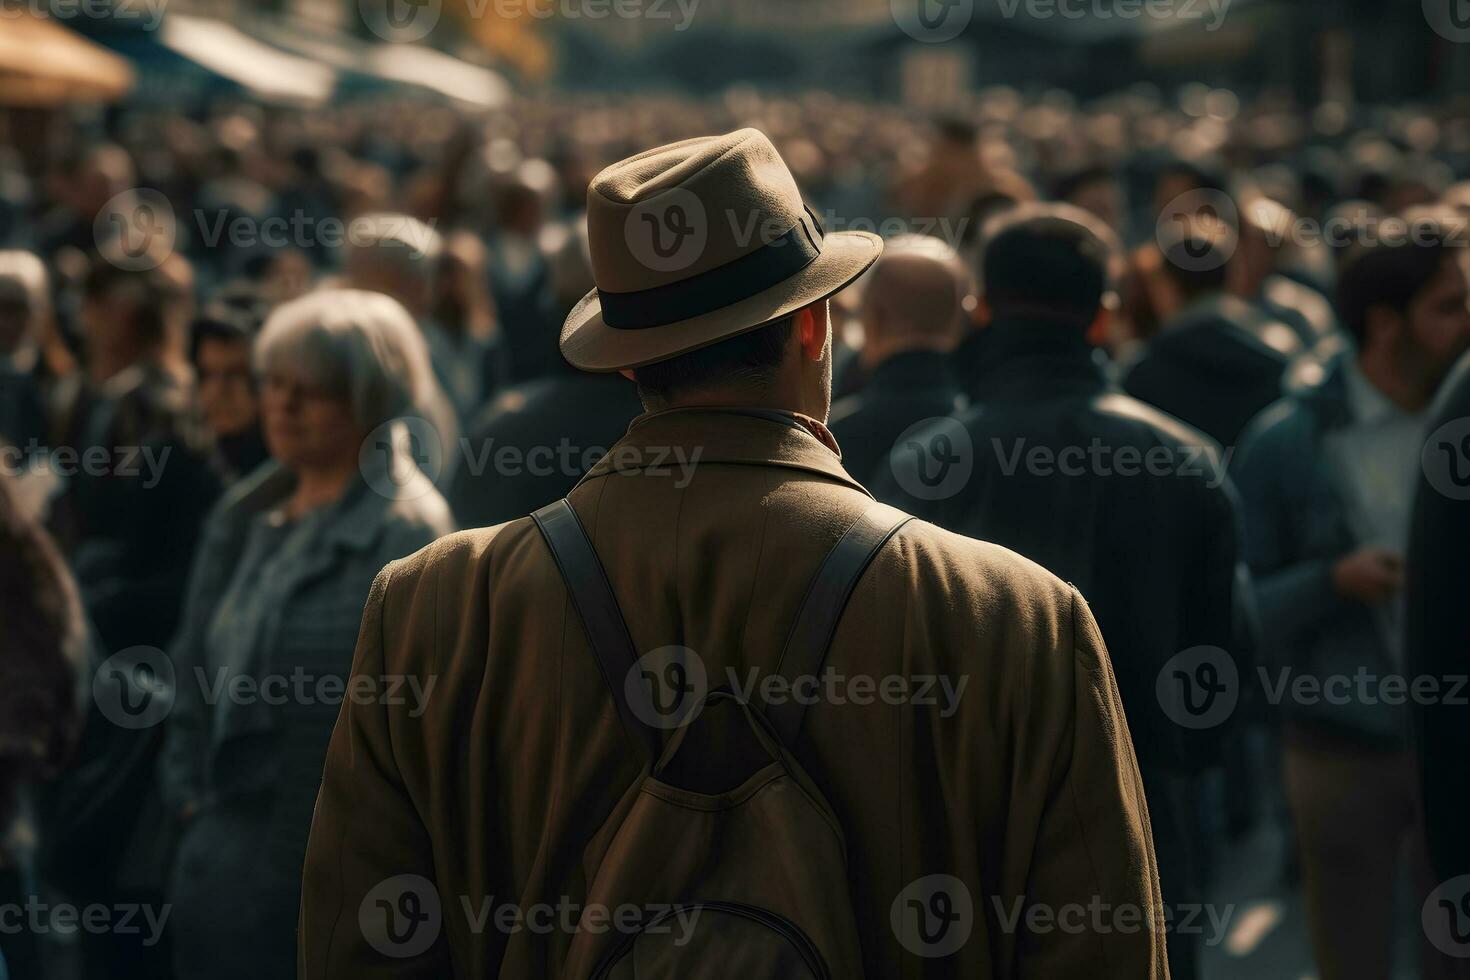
[158,289,455,980]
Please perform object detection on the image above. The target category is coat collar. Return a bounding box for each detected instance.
[969,317,1113,402]
[867,349,959,393]
[577,405,871,498]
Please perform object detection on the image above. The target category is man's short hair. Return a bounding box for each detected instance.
[1157,217,1235,300]
[190,292,269,361]
[631,314,795,404]
[978,203,1120,325]
[1051,165,1116,205]
[1155,158,1228,197]
[1336,211,1458,345]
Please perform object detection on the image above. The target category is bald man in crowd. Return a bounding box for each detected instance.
[828,234,970,487]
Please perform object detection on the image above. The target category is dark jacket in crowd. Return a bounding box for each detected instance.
[879,318,1244,774]
[876,319,1244,980]
[1258,273,1339,355]
[1406,350,1470,880]
[487,238,558,383]
[0,357,49,453]
[0,476,87,980]
[448,371,643,529]
[48,363,222,653]
[159,450,453,980]
[301,407,1166,979]
[828,349,966,490]
[1233,356,1404,748]
[211,425,270,486]
[1123,293,1296,449]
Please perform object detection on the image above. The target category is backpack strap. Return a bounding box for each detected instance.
[533,497,912,756]
[531,499,662,760]
[769,503,913,747]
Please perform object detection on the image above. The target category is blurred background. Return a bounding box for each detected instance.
[3,1,1470,978]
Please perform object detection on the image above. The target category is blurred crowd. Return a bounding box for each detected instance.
[1,80,1469,979]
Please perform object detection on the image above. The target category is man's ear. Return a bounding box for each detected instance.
[796,301,829,362]
[619,368,636,381]
[1086,307,1113,347]
[973,295,992,329]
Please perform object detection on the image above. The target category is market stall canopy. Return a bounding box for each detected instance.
[247,16,510,109]
[0,11,135,106]
[159,15,336,105]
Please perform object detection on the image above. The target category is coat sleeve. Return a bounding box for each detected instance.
[298,561,451,979]
[1012,588,1169,980]
[1232,413,1343,646]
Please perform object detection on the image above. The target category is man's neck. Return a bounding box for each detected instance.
[648,381,818,420]
[1357,351,1429,413]
[287,460,359,519]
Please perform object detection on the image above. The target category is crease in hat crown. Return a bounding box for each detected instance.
[586,128,810,293]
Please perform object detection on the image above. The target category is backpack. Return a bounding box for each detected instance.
[531,497,911,979]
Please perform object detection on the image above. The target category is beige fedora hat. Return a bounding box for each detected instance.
[561,128,883,373]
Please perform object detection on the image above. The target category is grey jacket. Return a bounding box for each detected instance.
[1233,356,1405,746]
[158,444,453,980]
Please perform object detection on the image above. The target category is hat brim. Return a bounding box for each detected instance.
[560,230,883,373]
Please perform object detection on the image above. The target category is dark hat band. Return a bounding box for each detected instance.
[598,210,826,330]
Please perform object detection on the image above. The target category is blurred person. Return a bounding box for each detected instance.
[191,298,270,483]
[1123,218,1300,450]
[1052,164,1124,234]
[955,188,1033,268]
[49,255,221,654]
[893,116,990,225]
[1407,349,1470,887]
[343,213,466,447]
[1120,158,1230,344]
[35,256,218,980]
[1230,196,1340,354]
[448,220,640,529]
[301,129,1166,979]
[37,144,137,264]
[951,194,1027,399]
[0,474,87,980]
[880,203,1244,980]
[486,174,558,382]
[1233,221,1470,980]
[0,251,56,453]
[829,235,969,488]
[433,229,510,403]
[160,290,455,980]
